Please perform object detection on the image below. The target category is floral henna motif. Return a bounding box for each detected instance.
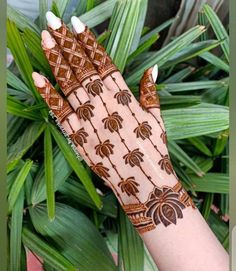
[118,177,140,197]
[95,140,114,158]
[69,127,88,147]
[85,79,103,96]
[123,148,144,167]
[76,101,94,121]
[145,186,185,227]
[160,131,167,145]
[134,121,152,140]
[91,162,110,179]
[158,154,174,175]
[114,89,132,106]
[122,183,194,234]
[102,112,123,132]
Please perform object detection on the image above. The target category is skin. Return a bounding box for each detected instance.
[32,12,229,271]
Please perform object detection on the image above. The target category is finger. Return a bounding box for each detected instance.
[139,65,167,144]
[71,16,118,80]
[41,30,90,110]
[46,12,98,84]
[71,16,132,96]
[32,72,96,159]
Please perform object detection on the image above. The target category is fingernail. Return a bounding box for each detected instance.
[46,11,62,30]
[71,16,86,34]
[152,64,158,83]
[32,72,46,88]
[41,30,56,49]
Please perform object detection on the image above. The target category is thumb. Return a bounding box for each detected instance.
[139,64,160,117]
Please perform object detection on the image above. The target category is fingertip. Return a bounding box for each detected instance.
[71,16,86,34]
[32,72,46,88]
[41,30,56,49]
[46,11,62,30]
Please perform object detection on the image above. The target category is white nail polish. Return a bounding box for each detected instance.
[71,16,86,34]
[32,72,46,88]
[46,11,62,30]
[152,64,158,82]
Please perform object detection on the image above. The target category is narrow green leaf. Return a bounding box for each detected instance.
[162,40,221,69]
[44,127,55,220]
[140,17,175,44]
[8,160,33,211]
[213,131,229,156]
[162,67,194,83]
[200,52,229,73]
[7,69,31,95]
[86,0,95,11]
[198,11,208,41]
[59,178,117,217]
[106,0,141,72]
[7,20,42,103]
[51,2,61,17]
[49,124,102,209]
[127,34,159,64]
[168,141,204,176]
[31,147,72,205]
[190,173,229,193]
[7,4,40,33]
[9,188,24,271]
[159,79,228,93]
[203,4,229,62]
[118,206,144,271]
[201,193,214,220]
[7,122,46,172]
[22,227,76,271]
[54,0,70,17]
[30,203,116,271]
[79,0,116,28]
[187,137,212,156]
[39,0,48,30]
[126,25,206,84]
[7,95,41,120]
[162,104,229,140]
[159,95,201,108]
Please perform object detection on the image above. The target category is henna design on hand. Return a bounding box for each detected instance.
[32,13,197,236]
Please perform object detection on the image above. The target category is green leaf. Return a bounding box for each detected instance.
[79,0,116,28]
[49,124,102,209]
[7,121,46,172]
[213,131,228,156]
[158,79,227,93]
[200,52,229,73]
[159,95,201,108]
[39,0,48,30]
[22,227,76,271]
[203,4,229,62]
[86,0,95,11]
[7,20,42,103]
[31,147,72,205]
[30,203,117,271]
[162,40,221,69]
[44,127,55,220]
[59,178,117,217]
[140,17,175,44]
[187,137,212,157]
[9,188,24,271]
[7,95,41,120]
[106,0,142,72]
[118,206,144,271]
[7,4,40,33]
[8,160,33,212]
[127,34,159,64]
[168,141,204,176]
[51,2,61,17]
[126,25,206,84]
[162,104,229,140]
[54,0,70,17]
[190,173,229,193]
[7,69,31,95]
[162,67,194,83]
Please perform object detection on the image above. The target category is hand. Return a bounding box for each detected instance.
[32,12,194,234]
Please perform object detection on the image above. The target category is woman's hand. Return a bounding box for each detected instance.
[32,11,194,235]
